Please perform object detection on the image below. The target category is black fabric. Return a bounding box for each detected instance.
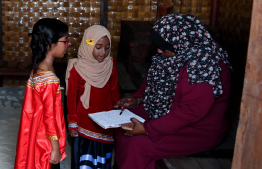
[72,135,113,169]
[50,163,60,169]
[149,30,174,52]
[71,136,80,169]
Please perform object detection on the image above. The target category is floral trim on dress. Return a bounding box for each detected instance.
[68,122,78,129]
[78,126,114,142]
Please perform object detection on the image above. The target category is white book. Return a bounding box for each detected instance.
[88,109,145,129]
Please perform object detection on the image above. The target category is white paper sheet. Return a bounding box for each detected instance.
[88,109,145,129]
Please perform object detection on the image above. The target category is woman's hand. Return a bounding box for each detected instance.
[69,129,78,137]
[49,148,62,164]
[121,118,148,136]
[114,96,138,109]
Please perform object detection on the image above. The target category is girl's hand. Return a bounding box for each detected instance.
[114,96,138,109]
[121,118,148,136]
[49,149,62,164]
[69,129,78,137]
[49,140,61,164]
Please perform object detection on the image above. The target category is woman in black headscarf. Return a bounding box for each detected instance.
[114,14,232,169]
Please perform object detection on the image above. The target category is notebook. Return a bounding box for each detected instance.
[88,109,145,129]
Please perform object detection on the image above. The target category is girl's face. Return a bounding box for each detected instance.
[51,35,69,58]
[157,48,175,58]
[92,36,110,62]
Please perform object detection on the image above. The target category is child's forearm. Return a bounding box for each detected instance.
[49,140,62,163]
[50,140,60,150]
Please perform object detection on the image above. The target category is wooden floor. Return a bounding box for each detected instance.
[112,156,232,169]
[155,157,232,169]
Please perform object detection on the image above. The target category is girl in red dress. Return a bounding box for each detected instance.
[65,25,120,169]
[14,18,69,169]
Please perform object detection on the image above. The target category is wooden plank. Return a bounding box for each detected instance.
[0,62,67,76]
[100,0,108,28]
[0,67,31,76]
[231,0,262,168]
[0,0,2,60]
[155,159,168,169]
[161,157,202,169]
[210,0,219,27]
[194,158,232,169]
[156,157,232,169]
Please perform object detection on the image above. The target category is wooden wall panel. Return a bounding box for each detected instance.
[218,0,253,47]
[231,0,262,168]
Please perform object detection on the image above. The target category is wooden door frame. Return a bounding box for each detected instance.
[0,0,2,60]
[231,0,262,168]
[100,0,108,28]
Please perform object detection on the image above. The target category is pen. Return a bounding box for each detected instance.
[119,99,130,115]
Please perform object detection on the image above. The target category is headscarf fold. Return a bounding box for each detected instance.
[144,14,232,119]
[65,25,113,109]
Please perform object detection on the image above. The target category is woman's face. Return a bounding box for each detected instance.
[157,48,175,58]
[92,36,110,62]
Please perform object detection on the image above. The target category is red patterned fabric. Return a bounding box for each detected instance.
[14,71,66,169]
[67,59,120,144]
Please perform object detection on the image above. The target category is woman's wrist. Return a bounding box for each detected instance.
[136,98,143,106]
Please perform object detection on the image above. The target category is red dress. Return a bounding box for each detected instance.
[14,71,67,169]
[67,59,120,144]
[115,62,231,169]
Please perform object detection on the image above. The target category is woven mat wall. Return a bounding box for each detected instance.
[1,0,211,86]
[107,0,158,58]
[107,0,211,58]
[2,0,211,64]
[2,0,99,69]
[173,0,211,25]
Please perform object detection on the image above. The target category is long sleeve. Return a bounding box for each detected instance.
[15,72,67,169]
[109,59,120,106]
[67,66,80,130]
[41,83,61,139]
[144,66,216,142]
[132,80,147,99]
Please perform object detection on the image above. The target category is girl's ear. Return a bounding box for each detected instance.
[49,43,57,51]
[46,44,51,51]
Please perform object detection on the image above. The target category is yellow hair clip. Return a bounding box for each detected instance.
[86,39,95,46]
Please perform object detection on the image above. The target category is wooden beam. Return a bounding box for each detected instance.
[231,0,262,168]
[100,0,108,28]
[0,0,2,60]
[210,0,219,27]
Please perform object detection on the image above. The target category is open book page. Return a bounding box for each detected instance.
[88,109,145,129]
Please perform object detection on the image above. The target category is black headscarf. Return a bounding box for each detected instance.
[143,14,232,119]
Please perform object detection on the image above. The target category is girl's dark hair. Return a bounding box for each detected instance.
[30,18,68,72]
